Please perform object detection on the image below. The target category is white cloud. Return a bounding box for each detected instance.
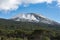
[22,0,54,4]
[0,0,60,11]
[56,0,60,7]
[0,0,21,11]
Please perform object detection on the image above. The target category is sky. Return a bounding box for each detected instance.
[0,0,60,23]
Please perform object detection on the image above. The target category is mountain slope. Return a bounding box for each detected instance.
[0,13,60,40]
[0,13,60,31]
[0,18,60,31]
[0,18,60,40]
[11,13,60,25]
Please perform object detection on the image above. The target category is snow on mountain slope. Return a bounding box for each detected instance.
[11,13,57,24]
[11,13,39,22]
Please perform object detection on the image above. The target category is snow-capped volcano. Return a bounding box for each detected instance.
[11,13,58,24]
[11,13,39,22]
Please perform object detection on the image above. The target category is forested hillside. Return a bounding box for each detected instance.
[0,18,60,40]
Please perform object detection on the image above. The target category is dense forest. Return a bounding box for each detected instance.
[0,19,60,40]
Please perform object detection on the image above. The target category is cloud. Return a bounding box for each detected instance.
[20,0,54,4]
[56,0,60,7]
[0,0,21,11]
[0,0,60,11]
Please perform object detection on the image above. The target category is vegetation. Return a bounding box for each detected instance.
[0,19,60,40]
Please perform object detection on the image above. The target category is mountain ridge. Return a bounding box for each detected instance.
[0,13,60,31]
[0,13,60,40]
[10,13,60,25]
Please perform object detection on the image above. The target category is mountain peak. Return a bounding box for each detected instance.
[11,13,39,22]
[11,13,58,25]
